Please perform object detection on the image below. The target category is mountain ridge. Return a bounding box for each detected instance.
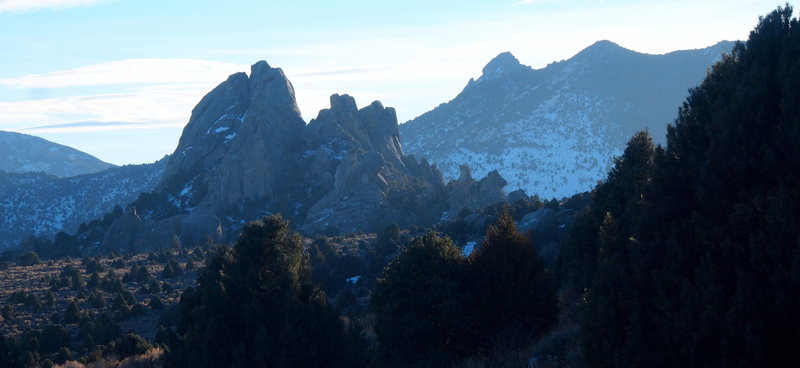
[0,130,116,178]
[400,40,736,198]
[0,158,168,249]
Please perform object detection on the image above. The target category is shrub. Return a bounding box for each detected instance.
[19,251,40,266]
[63,301,82,324]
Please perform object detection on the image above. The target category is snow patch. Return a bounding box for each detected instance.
[462,242,477,257]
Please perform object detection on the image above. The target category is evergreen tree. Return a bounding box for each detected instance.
[371,231,468,367]
[39,325,70,354]
[45,291,56,308]
[88,291,105,308]
[573,6,800,367]
[63,300,81,324]
[167,215,363,368]
[0,335,18,368]
[470,211,558,346]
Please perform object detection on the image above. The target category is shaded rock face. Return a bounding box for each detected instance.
[98,208,220,254]
[179,211,223,247]
[100,207,143,254]
[301,95,447,234]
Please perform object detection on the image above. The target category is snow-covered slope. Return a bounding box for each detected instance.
[0,130,115,177]
[0,158,167,249]
[400,40,735,198]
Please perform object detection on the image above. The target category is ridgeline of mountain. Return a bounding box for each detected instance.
[79,61,508,254]
[0,158,167,249]
[0,130,115,178]
[400,40,736,199]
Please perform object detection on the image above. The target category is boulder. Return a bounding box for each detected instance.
[100,207,143,253]
[179,211,223,247]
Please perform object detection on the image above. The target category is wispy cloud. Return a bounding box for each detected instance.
[512,0,560,5]
[0,83,212,131]
[0,0,111,13]
[294,67,388,78]
[0,59,246,89]
[0,59,249,135]
[0,55,480,133]
[22,120,184,132]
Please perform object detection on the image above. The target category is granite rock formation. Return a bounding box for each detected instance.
[91,60,510,249]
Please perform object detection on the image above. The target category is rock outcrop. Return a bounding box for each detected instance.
[159,61,306,210]
[446,165,507,214]
[301,95,444,233]
[60,60,511,253]
[104,60,505,242]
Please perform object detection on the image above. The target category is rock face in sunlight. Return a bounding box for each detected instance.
[400,40,736,199]
[0,130,116,178]
[159,61,306,210]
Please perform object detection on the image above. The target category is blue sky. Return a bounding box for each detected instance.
[0,0,790,165]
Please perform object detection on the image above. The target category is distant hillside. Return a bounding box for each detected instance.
[400,40,735,198]
[0,130,116,178]
[0,158,168,249]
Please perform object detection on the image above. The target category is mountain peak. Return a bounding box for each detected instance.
[573,40,632,60]
[0,130,115,177]
[480,51,524,80]
[401,40,733,199]
[589,39,622,49]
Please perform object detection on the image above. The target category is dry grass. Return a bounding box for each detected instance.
[450,324,584,368]
[56,347,164,368]
[0,252,197,340]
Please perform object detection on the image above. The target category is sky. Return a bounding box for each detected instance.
[0,0,790,165]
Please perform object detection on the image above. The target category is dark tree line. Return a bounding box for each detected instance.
[559,6,800,367]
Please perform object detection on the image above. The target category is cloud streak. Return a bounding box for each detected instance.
[0,56,481,134]
[0,59,246,89]
[0,0,111,13]
[0,84,210,131]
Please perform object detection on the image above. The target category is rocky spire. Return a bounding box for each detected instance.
[158,60,306,210]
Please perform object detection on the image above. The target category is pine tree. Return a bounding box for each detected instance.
[371,231,467,367]
[0,335,18,368]
[46,291,56,308]
[576,6,800,367]
[470,211,558,347]
[63,300,81,324]
[167,215,363,368]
